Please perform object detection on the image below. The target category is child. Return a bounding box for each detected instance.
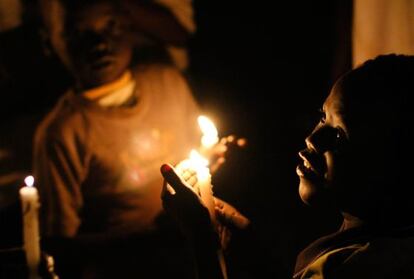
[34,0,200,277]
[161,54,414,278]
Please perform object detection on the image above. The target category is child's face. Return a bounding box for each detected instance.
[296,81,349,207]
[48,1,133,88]
[297,76,400,211]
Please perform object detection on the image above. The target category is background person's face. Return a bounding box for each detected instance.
[49,1,133,89]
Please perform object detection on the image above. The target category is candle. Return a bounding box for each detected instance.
[191,150,216,222]
[19,175,41,279]
[173,151,228,278]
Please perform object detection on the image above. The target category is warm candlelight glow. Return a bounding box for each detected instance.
[198,115,219,148]
[173,115,229,279]
[189,149,209,181]
[176,149,210,181]
[24,175,34,187]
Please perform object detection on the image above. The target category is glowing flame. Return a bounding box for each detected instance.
[198,115,219,148]
[189,149,210,181]
[24,175,34,187]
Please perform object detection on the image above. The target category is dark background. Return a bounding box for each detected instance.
[0,0,353,277]
[188,1,352,275]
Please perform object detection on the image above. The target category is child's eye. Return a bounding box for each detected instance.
[334,127,347,145]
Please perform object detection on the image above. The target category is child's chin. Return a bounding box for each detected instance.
[298,180,327,206]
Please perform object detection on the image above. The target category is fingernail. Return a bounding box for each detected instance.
[161,164,172,173]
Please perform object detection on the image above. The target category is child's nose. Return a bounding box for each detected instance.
[305,126,338,153]
[82,32,109,52]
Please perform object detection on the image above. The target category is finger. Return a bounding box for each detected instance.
[210,157,226,174]
[181,169,192,180]
[213,197,225,209]
[236,138,247,147]
[160,164,187,193]
[186,175,198,188]
[186,168,197,176]
[226,135,235,143]
[232,214,250,229]
[216,207,250,229]
[182,170,197,183]
[162,179,176,197]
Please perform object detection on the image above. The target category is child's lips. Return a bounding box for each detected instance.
[297,149,325,178]
[296,160,318,178]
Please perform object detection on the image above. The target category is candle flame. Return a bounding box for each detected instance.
[189,149,210,181]
[198,115,219,148]
[24,175,34,187]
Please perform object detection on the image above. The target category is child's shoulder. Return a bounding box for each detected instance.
[36,90,89,141]
[132,63,184,79]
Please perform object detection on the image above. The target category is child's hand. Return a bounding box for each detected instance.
[214,197,250,250]
[160,164,212,236]
[214,197,250,230]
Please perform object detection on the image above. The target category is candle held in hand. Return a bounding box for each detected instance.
[19,175,41,279]
[176,150,216,222]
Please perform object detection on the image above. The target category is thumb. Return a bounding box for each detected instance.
[160,164,186,193]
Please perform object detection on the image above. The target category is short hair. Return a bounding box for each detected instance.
[341,54,414,206]
[342,54,414,142]
[344,54,414,106]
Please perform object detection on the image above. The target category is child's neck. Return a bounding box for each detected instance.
[341,213,365,230]
[82,70,132,100]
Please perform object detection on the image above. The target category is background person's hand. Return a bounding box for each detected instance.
[39,252,59,279]
[209,135,247,174]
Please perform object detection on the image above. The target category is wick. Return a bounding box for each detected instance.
[24,175,35,187]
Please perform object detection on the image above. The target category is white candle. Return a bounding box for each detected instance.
[176,148,227,278]
[19,175,41,279]
[194,162,216,223]
[184,152,227,279]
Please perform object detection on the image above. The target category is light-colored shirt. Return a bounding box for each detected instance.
[34,64,200,237]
